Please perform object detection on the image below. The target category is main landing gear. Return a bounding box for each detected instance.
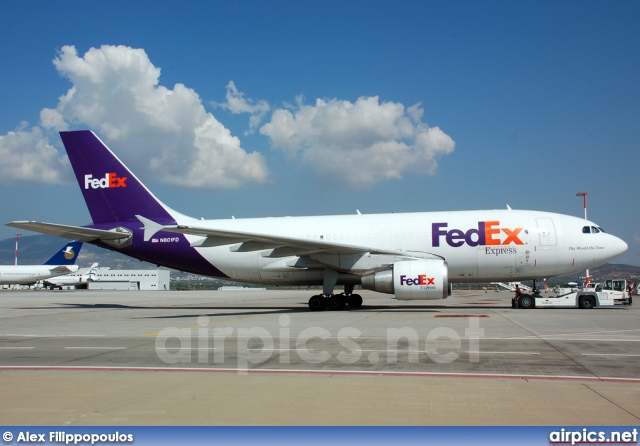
[308,278,363,311]
[308,291,363,311]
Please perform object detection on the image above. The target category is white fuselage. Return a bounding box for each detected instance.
[0,265,80,285]
[175,209,627,285]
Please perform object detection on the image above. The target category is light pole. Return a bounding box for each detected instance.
[576,192,589,285]
[14,233,22,265]
[576,192,587,220]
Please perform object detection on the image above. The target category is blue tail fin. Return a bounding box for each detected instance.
[60,131,176,225]
[44,241,83,265]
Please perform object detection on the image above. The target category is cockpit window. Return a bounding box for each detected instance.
[582,226,606,234]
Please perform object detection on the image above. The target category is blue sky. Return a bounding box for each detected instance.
[1,0,639,265]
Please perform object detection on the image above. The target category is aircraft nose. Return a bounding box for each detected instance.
[611,235,628,256]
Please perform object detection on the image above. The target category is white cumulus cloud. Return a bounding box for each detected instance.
[1,45,456,191]
[39,45,270,188]
[260,96,455,188]
[213,81,270,134]
[0,124,69,185]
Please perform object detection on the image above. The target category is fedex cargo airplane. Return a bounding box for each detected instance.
[7,131,628,310]
[0,240,82,285]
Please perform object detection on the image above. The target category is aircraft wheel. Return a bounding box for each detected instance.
[327,295,346,311]
[308,295,326,311]
[348,294,363,309]
[579,296,595,309]
[518,294,534,309]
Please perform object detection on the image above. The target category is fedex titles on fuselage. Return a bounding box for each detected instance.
[84,173,127,189]
[432,221,524,250]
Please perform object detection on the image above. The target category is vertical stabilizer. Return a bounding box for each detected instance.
[43,241,83,265]
[60,131,176,225]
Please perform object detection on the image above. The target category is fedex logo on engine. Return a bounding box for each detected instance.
[400,275,435,286]
[84,173,127,190]
[432,221,524,247]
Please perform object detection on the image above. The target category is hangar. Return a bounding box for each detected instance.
[88,269,170,291]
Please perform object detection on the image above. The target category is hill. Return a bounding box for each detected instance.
[548,263,640,284]
[0,234,159,270]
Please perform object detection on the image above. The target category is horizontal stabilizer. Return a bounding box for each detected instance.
[136,215,165,242]
[6,221,130,242]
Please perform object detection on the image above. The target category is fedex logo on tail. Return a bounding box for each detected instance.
[84,173,127,190]
[432,221,524,247]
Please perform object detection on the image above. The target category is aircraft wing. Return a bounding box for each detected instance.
[48,265,80,274]
[9,218,444,261]
[167,223,368,254]
[6,221,129,242]
[159,222,443,260]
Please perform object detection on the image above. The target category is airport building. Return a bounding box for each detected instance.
[87,269,171,291]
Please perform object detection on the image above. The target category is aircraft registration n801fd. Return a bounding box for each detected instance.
[7,131,628,310]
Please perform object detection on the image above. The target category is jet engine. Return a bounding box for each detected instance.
[361,259,449,300]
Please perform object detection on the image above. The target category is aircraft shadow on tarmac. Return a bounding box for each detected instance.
[14,302,513,319]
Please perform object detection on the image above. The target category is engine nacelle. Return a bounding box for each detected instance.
[361,259,448,300]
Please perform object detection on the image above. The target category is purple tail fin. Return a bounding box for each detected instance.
[60,131,175,225]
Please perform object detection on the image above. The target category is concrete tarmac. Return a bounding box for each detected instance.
[1,288,639,425]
